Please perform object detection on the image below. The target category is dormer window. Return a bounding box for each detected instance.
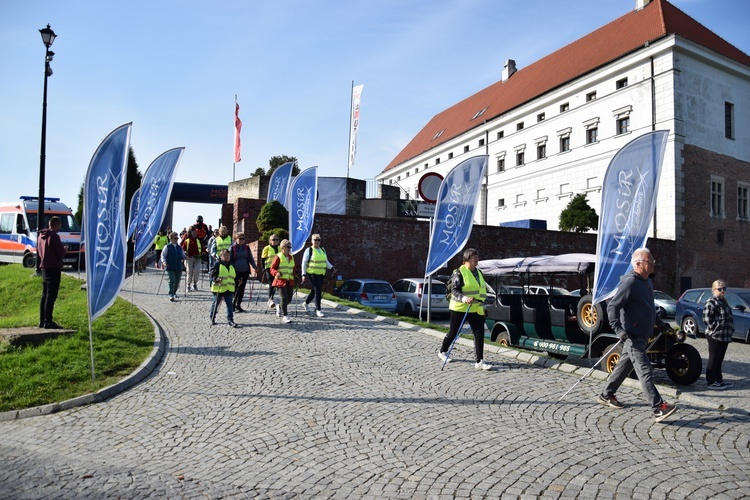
[432,129,444,140]
[472,107,488,120]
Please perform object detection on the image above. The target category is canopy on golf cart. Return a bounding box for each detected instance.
[478,253,596,277]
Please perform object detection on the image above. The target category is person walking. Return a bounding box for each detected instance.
[270,239,298,324]
[181,226,202,291]
[438,248,493,371]
[193,215,209,247]
[206,228,220,271]
[38,216,67,329]
[260,235,281,310]
[210,226,232,269]
[703,279,734,390]
[301,233,335,317]
[597,248,677,422]
[153,230,168,269]
[230,233,257,313]
[161,232,185,301]
[209,249,238,327]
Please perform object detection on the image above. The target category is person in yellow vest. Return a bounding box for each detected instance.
[301,233,335,317]
[438,248,493,370]
[260,234,281,309]
[153,230,169,269]
[270,239,298,324]
[209,249,238,327]
[210,225,232,263]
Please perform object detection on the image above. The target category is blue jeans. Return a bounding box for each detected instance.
[604,337,662,408]
[210,292,234,323]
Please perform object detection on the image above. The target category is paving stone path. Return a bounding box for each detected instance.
[1,269,749,498]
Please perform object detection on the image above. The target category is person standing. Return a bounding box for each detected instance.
[301,233,335,317]
[161,232,185,301]
[210,226,232,267]
[438,248,492,370]
[270,239,297,324]
[153,230,168,269]
[181,226,202,291]
[230,233,257,312]
[209,249,238,327]
[206,228,220,271]
[597,248,677,422]
[38,216,67,329]
[260,235,281,309]
[703,279,734,390]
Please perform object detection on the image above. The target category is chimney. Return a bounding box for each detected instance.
[635,0,652,10]
[502,59,517,82]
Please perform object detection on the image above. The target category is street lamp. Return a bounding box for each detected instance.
[36,24,56,273]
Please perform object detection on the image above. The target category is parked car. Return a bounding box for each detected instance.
[332,279,398,313]
[654,290,677,318]
[525,285,572,296]
[392,278,450,318]
[676,287,750,342]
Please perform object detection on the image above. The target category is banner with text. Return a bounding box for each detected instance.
[267,161,293,209]
[348,84,363,171]
[288,166,318,255]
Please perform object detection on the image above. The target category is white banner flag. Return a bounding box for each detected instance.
[348,84,363,170]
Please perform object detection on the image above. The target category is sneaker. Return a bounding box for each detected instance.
[43,321,63,330]
[228,321,238,328]
[193,284,198,291]
[303,302,310,312]
[267,299,275,309]
[276,307,281,317]
[316,310,325,318]
[718,381,733,388]
[653,402,677,422]
[597,393,625,409]
[707,382,726,390]
[169,295,175,302]
[437,351,452,363]
[475,360,493,371]
[236,305,245,313]
[282,316,292,323]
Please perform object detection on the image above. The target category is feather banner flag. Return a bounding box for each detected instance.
[267,161,294,210]
[592,130,669,305]
[84,123,132,321]
[424,155,487,277]
[234,98,242,163]
[288,166,318,255]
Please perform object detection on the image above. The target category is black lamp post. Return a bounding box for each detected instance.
[36,24,56,273]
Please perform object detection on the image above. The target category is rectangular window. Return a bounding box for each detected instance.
[616,77,628,89]
[497,158,505,172]
[725,102,735,139]
[464,145,470,153]
[560,136,570,152]
[560,102,569,113]
[586,91,597,102]
[711,177,725,217]
[478,138,485,147]
[537,144,546,160]
[738,184,749,220]
[517,122,524,131]
[435,158,440,165]
[497,130,504,139]
[537,113,545,122]
[516,151,525,166]
[448,152,454,159]
[586,127,598,144]
[498,198,505,207]
[616,117,630,135]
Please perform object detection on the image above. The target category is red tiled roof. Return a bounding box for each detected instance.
[382,0,750,173]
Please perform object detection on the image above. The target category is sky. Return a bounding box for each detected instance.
[1,0,748,231]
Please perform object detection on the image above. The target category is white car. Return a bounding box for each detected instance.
[524,285,572,296]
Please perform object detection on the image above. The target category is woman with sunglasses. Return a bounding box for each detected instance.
[270,239,298,323]
[703,280,734,390]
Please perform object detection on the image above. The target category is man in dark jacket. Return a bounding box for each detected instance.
[597,248,676,423]
[38,216,67,329]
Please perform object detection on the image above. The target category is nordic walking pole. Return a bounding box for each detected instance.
[558,339,622,402]
[210,292,221,325]
[156,268,167,295]
[441,310,470,371]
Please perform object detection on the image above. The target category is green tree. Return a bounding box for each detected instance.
[256,200,288,241]
[559,193,599,233]
[251,167,266,177]
[268,155,300,176]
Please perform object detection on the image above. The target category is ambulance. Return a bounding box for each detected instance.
[0,196,84,269]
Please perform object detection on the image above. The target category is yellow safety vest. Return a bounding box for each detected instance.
[153,235,168,250]
[211,264,236,293]
[306,247,328,275]
[263,245,279,268]
[275,255,295,281]
[449,265,487,315]
[215,235,232,255]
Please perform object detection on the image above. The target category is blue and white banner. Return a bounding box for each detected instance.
[267,161,293,209]
[425,155,487,277]
[84,123,132,321]
[288,166,317,255]
[592,130,669,305]
[126,187,141,241]
[130,148,184,261]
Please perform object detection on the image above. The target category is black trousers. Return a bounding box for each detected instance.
[305,274,324,310]
[440,310,485,362]
[40,267,62,326]
[233,270,250,309]
[264,270,276,299]
[706,337,730,384]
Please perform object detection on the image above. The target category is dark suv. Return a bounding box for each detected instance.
[675,287,750,342]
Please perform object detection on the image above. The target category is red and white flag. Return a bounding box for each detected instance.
[234,99,242,163]
[348,84,363,170]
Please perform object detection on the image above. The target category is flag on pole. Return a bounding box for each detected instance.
[592,130,669,305]
[267,161,294,209]
[234,99,242,163]
[84,123,132,321]
[348,84,363,171]
[130,148,184,261]
[126,187,141,240]
[288,166,318,255]
[425,155,488,277]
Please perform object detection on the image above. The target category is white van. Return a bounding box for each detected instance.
[0,196,83,269]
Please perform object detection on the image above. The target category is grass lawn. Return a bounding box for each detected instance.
[0,264,154,412]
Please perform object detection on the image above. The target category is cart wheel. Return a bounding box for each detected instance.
[666,343,702,385]
[602,342,623,373]
[577,294,607,334]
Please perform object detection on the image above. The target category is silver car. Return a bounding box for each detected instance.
[392,278,450,318]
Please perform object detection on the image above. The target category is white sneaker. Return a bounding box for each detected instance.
[316,310,325,318]
[282,316,292,323]
[303,302,310,312]
[438,351,452,363]
[475,360,493,371]
[267,299,275,308]
[276,307,281,317]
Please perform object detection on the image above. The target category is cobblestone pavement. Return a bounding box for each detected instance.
[1,269,749,499]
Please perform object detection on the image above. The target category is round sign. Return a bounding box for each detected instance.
[418,172,444,203]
